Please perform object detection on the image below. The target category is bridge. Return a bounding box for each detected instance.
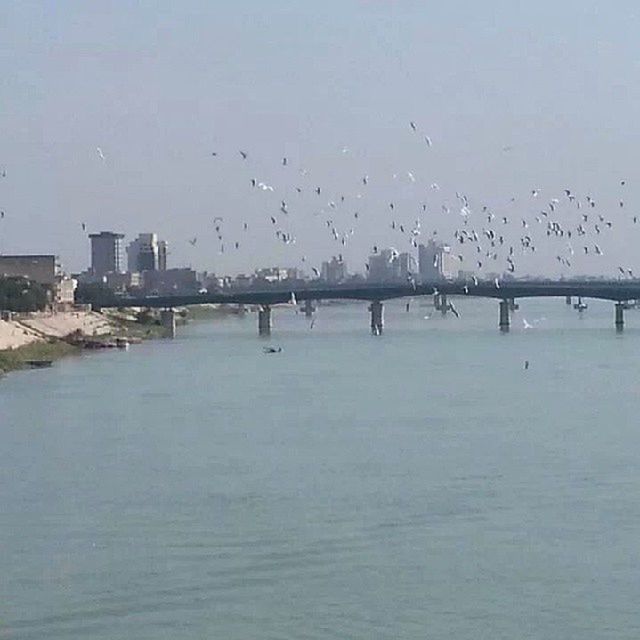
[100,279,640,336]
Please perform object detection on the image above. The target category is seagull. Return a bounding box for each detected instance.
[424,136,432,147]
[410,121,417,131]
[81,222,86,231]
[523,318,533,329]
[239,150,248,160]
[96,147,105,160]
[188,237,197,246]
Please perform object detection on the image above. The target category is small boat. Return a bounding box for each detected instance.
[25,360,53,369]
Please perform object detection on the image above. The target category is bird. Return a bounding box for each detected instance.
[239,150,248,160]
[410,121,417,131]
[96,147,105,160]
[81,222,86,231]
[424,136,432,147]
[188,237,197,246]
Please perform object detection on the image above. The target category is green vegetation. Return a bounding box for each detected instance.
[0,341,79,375]
[0,277,49,312]
[74,282,117,307]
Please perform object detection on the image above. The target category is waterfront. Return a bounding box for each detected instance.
[2,299,640,639]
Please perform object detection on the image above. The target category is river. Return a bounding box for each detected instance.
[2,298,640,639]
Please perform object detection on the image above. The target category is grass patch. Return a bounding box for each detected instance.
[0,340,80,375]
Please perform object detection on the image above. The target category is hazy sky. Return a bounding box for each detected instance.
[2,1,640,277]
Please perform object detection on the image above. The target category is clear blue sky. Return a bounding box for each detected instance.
[2,1,640,276]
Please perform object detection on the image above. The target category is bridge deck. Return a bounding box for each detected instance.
[101,280,640,309]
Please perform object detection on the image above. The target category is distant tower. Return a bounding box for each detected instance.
[89,231,124,277]
[158,240,168,271]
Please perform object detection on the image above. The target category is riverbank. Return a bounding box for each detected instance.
[0,305,236,377]
[0,310,133,376]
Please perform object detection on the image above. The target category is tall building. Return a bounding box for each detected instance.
[126,233,166,273]
[398,252,417,280]
[368,249,400,282]
[158,240,168,271]
[89,231,124,277]
[418,240,454,281]
[321,255,347,283]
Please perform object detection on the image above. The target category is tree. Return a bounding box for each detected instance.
[0,277,49,312]
[74,282,117,307]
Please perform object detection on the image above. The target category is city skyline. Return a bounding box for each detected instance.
[2,2,640,277]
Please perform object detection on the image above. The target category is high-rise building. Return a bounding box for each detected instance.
[398,252,417,280]
[89,231,124,277]
[158,240,168,271]
[418,240,454,281]
[321,255,347,283]
[368,249,400,282]
[126,233,167,272]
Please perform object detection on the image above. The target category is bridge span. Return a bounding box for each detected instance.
[100,279,640,336]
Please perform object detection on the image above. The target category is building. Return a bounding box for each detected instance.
[368,249,400,282]
[321,256,347,283]
[0,255,57,285]
[158,240,168,271]
[105,271,142,294]
[418,240,455,281]
[143,268,200,296]
[54,276,77,306]
[89,231,124,277]
[0,255,78,308]
[398,252,417,280]
[126,233,167,273]
[254,267,292,283]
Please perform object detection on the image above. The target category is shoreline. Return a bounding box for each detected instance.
[0,304,240,378]
[0,309,166,378]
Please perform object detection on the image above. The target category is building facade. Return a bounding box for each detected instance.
[321,256,347,283]
[368,250,400,282]
[89,231,124,277]
[126,233,167,273]
[418,240,455,281]
[0,255,57,285]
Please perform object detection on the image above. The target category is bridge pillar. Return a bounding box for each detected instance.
[369,301,384,335]
[565,296,572,305]
[160,308,177,339]
[499,299,510,332]
[434,293,448,315]
[304,299,315,318]
[258,305,272,336]
[615,302,624,332]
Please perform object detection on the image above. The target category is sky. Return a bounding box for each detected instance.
[2,0,640,277]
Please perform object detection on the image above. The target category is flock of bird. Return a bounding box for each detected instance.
[188,122,636,281]
[0,127,636,281]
